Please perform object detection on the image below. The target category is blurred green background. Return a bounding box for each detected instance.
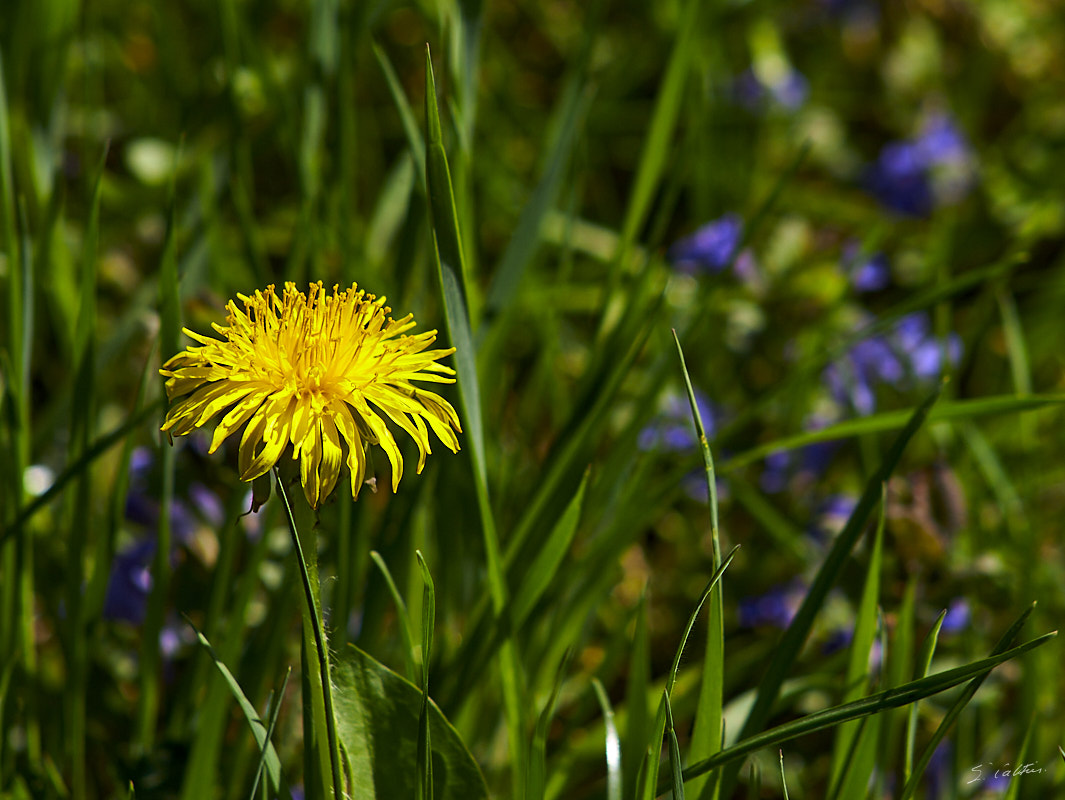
[2,0,1065,798]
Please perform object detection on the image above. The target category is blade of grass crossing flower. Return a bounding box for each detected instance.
[673,330,725,800]
[249,668,292,800]
[720,388,940,798]
[186,621,285,796]
[416,551,436,800]
[673,630,1056,790]
[904,608,946,782]
[276,471,343,799]
[2,399,164,544]
[526,652,571,800]
[425,46,527,794]
[591,678,622,800]
[827,488,885,794]
[370,551,418,681]
[899,603,1040,800]
[664,691,686,800]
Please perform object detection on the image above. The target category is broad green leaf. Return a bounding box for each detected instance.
[333,645,489,800]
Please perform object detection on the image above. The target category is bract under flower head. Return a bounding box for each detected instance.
[160,281,462,508]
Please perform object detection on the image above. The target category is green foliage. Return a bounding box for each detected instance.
[2,0,1065,798]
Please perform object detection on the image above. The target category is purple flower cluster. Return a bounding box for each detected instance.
[733,67,809,112]
[667,214,743,274]
[842,242,891,293]
[738,579,807,629]
[638,390,717,453]
[866,113,974,217]
[823,312,962,415]
[104,447,224,626]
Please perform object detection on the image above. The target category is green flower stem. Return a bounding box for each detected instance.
[275,469,344,799]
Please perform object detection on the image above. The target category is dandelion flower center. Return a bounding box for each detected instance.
[159,281,462,508]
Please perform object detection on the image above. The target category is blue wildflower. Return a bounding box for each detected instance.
[103,540,156,625]
[842,243,891,292]
[639,389,718,453]
[738,580,806,629]
[733,68,809,111]
[866,113,974,216]
[668,214,743,274]
[824,312,962,414]
[940,598,971,635]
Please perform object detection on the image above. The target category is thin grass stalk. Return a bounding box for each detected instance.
[275,468,344,799]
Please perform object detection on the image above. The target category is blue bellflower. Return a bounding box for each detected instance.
[668,214,743,274]
[738,580,807,629]
[733,68,809,112]
[824,312,962,415]
[866,113,973,216]
[841,242,891,292]
[639,389,718,452]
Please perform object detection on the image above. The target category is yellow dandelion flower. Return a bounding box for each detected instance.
[159,281,461,508]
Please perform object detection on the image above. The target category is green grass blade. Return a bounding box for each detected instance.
[2,399,163,544]
[591,678,622,800]
[664,691,686,800]
[623,591,651,796]
[720,387,940,797]
[1002,711,1036,800]
[373,42,426,189]
[668,546,739,696]
[276,470,343,799]
[139,159,181,753]
[611,0,701,285]
[425,45,526,793]
[526,653,571,800]
[827,488,886,793]
[369,551,418,682]
[187,620,285,795]
[673,329,726,800]
[481,81,592,326]
[512,470,588,627]
[248,668,292,800]
[721,393,1065,472]
[904,608,946,782]
[779,751,789,800]
[416,551,436,800]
